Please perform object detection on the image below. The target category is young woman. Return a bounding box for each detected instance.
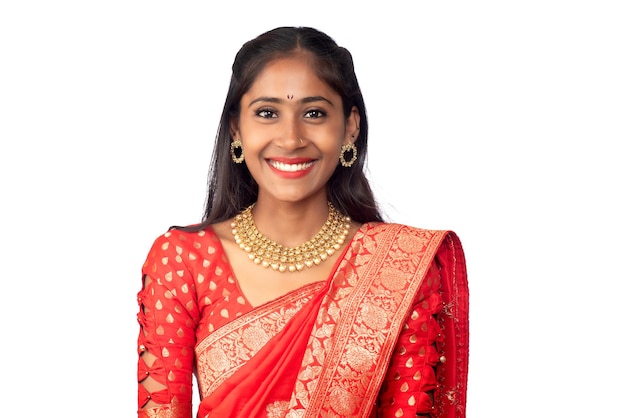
[136,26,469,418]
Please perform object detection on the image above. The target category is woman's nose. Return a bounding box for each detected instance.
[276,118,305,149]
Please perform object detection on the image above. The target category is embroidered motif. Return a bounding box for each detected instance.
[266,400,290,417]
[195,284,323,398]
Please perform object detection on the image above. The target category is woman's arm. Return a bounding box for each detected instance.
[375,261,445,417]
[136,233,200,418]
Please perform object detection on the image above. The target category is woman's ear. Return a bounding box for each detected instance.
[344,106,361,144]
[229,118,240,140]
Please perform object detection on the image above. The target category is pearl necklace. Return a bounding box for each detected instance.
[231,202,351,273]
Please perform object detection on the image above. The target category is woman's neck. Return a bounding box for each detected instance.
[250,197,331,248]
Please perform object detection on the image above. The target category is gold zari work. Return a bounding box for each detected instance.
[231,202,351,273]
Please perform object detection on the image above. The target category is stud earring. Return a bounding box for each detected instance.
[230,138,244,163]
[339,143,357,167]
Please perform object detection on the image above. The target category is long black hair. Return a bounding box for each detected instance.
[185,26,383,230]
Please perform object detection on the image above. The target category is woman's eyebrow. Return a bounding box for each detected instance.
[301,96,334,107]
[248,95,334,107]
[248,96,280,107]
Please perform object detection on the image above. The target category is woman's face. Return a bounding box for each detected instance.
[232,53,360,206]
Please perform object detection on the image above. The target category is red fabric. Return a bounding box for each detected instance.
[376,262,444,416]
[136,228,231,417]
[197,280,328,417]
[136,225,469,418]
[433,233,470,418]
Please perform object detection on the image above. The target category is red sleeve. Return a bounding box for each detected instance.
[136,230,199,418]
[375,260,445,417]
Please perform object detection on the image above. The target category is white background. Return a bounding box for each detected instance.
[1,1,624,417]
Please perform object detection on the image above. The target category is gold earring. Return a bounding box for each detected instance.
[339,143,357,167]
[230,138,244,163]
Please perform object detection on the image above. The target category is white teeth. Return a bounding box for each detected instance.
[270,160,314,172]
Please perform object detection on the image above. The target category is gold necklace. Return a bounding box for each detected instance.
[231,202,351,273]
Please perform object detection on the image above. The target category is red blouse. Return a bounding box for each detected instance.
[137,227,444,417]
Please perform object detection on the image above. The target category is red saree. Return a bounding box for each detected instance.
[137,223,469,418]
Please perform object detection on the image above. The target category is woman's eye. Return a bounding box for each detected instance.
[256,109,277,118]
[304,109,326,119]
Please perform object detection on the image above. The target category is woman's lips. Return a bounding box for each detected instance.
[267,158,316,177]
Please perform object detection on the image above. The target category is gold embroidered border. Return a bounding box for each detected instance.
[284,223,446,417]
[195,281,325,398]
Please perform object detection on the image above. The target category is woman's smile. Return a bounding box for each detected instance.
[267,158,316,176]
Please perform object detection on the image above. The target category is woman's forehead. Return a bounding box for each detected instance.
[243,55,337,102]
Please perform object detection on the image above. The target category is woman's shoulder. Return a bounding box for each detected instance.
[141,223,232,277]
[362,223,463,262]
[365,221,451,235]
[364,222,462,248]
[145,223,224,256]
